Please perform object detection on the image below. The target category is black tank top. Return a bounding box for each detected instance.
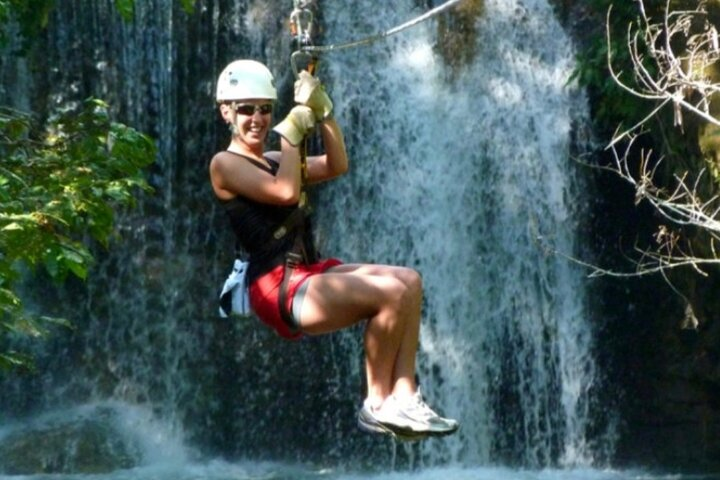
[216,151,302,282]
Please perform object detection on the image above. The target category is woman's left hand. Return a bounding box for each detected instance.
[294,70,333,121]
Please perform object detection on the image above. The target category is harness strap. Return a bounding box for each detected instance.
[278,241,305,333]
[276,138,312,332]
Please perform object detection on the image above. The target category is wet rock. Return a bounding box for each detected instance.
[0,408,142,474]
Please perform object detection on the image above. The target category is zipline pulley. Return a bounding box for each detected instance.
[289,0,314,47]
[289,0,318,77]
[287,0,466,77]
[292,0,465,55]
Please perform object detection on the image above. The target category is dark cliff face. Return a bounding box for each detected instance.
[551,0,720,471]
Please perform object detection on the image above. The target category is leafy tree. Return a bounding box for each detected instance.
[0,0,192,371]
[0,0,55,48]
[0,99,156,371]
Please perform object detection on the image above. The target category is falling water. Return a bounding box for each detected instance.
[316,0,605,467]
[0,0,620,476]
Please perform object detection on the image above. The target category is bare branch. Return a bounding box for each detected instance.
[573,1,720,279]
[608,1,720,128]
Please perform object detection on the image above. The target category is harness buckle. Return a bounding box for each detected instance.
[273,226,288,240]
[286,251,303,268]
[291,50,318,79]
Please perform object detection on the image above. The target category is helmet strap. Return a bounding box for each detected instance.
[228,101,240,136]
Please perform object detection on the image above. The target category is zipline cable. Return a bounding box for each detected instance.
[298,0,465,54]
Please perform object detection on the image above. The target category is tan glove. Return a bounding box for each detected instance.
[294,70,333,121]
[273,105,316,146]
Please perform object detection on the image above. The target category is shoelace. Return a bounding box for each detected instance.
[404,393,442,420]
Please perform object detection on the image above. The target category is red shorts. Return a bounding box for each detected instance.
[248,258,342,339]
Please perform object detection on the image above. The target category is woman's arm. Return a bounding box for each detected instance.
[306,118,349,183]
[209,140,302,205]
[293,71,348,184]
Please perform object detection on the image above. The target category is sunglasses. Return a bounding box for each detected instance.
[234,103,273,116]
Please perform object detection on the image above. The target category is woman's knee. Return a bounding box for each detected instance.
[377,265,420,290]
[405,267,423,293]
[392,266,423,303]
[386,270,422,315]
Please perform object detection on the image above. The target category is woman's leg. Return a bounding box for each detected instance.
[333,265,422,399]
[296,264,423,405]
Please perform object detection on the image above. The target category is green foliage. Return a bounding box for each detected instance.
[113,0,134,22]
[0,99,156,371]
[113,0,196,22]
[179,0,196,14]
[0,0,196,374]
[0,0,54,48]
[571,1,704,174]
[570,0,657,132]
[573,1,710,159]
[1,0,197,46]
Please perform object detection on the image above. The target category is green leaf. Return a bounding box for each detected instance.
[180,0,195,14]
[0,351,35,372]
[39,315,74,330]
[1,222,24,231]
[64,254,89,280]
[0,287,22,309]
[114,0,134,22]
[9,316,48,338]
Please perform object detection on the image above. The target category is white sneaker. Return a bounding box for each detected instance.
[357,398,428,441]
[357,389,459,437]
[395,389,459,435]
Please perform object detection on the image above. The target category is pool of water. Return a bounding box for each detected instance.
[1,463,716,480]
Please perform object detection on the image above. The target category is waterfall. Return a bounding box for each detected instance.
[0,0,613,472]
[316,0,606,466]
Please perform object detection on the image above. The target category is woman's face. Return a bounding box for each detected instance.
[222,99,273,151]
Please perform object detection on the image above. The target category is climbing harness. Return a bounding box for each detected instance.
[217,153,313,327]
[276,142,313,332]
[288,0,465,76]
[276,2,319,328]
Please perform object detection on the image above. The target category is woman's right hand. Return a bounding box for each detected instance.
[273,105,316,146]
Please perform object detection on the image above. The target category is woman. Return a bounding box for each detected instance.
[209,59,458,440]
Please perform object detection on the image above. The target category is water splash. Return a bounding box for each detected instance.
[0,402,188,474]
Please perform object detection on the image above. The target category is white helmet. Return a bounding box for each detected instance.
[216,60,277,103]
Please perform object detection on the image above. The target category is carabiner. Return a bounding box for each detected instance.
[289,7,314,47]
[291,50,318,78]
